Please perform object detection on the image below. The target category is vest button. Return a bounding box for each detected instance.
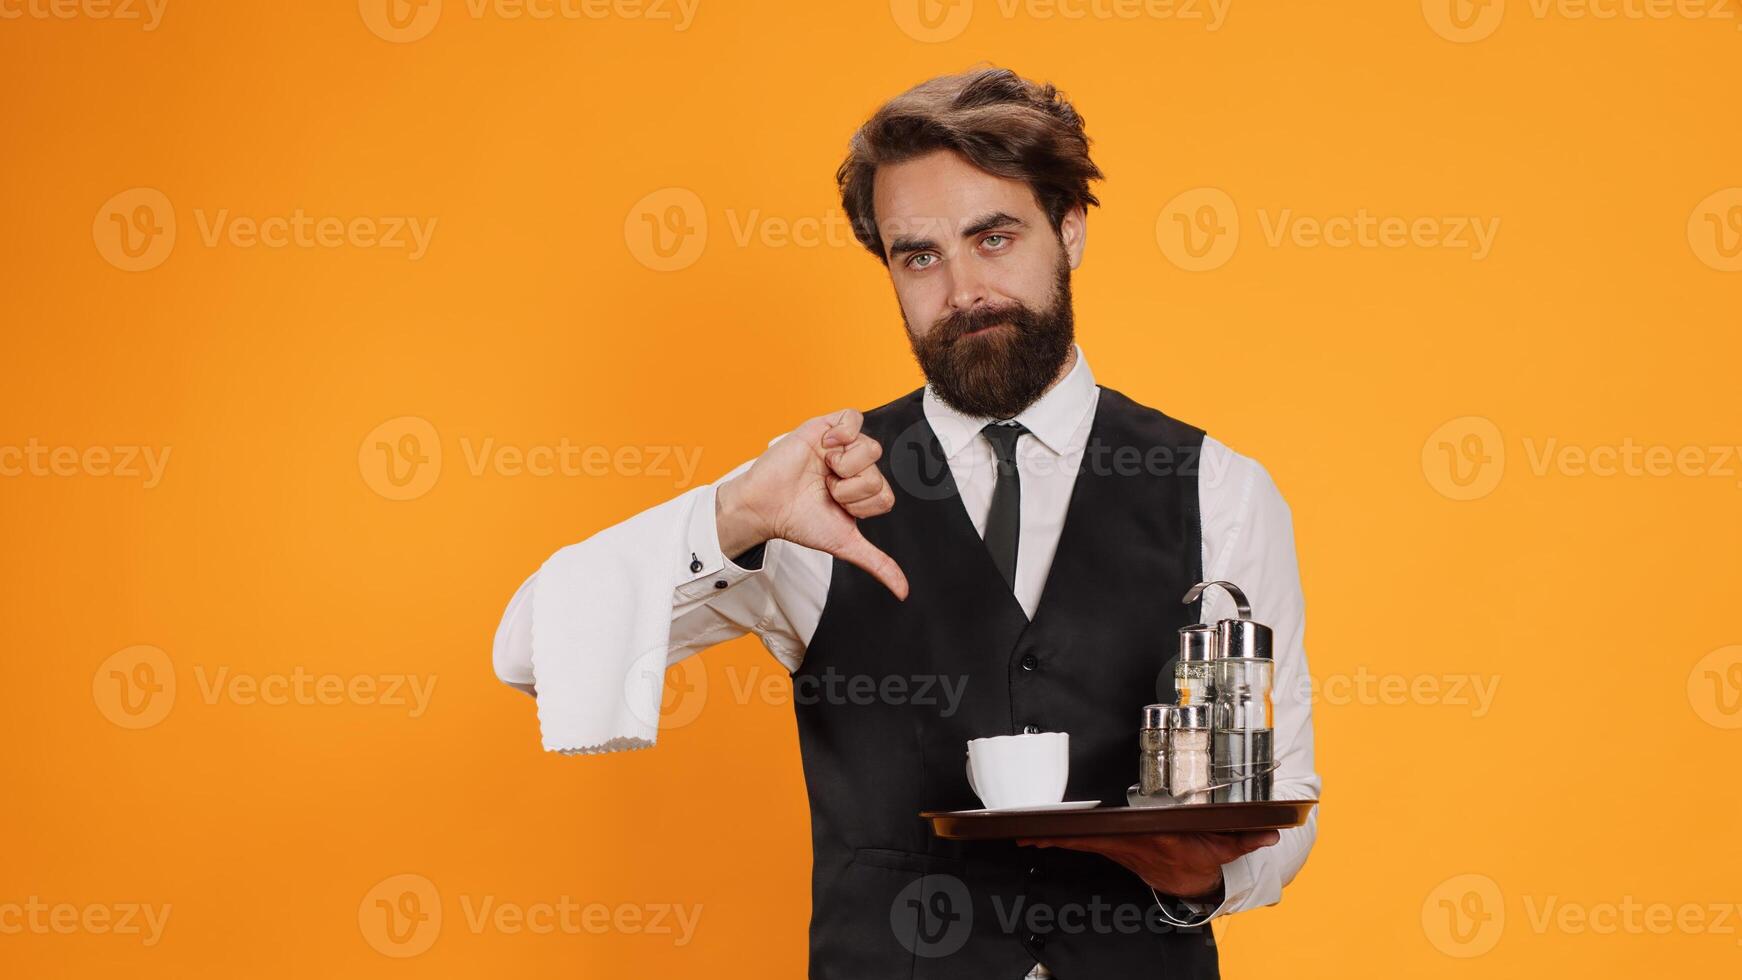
[713,580,728,589]
[1020,655,1037,671]
[1023,724,1040,735]
[1026,931,1046,947]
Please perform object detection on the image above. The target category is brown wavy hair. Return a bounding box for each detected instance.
[836,65,1105,265]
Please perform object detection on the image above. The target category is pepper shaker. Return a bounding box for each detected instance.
[1127,704,1172,807]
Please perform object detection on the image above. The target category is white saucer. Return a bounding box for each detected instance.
[952,800,1101,816]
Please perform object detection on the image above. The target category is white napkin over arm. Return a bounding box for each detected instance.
[509,450,793,754]
[527,485,710,755]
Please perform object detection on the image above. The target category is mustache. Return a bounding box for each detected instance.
[933,303,1036,344]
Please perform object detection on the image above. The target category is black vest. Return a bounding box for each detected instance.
[792,385,1216,979]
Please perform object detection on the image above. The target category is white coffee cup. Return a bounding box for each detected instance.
[965,732,1069,810]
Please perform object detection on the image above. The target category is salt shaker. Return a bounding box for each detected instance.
[1166,704,1213,805]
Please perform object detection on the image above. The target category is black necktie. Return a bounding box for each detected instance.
[980,421,1028,592]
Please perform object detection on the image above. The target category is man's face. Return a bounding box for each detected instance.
[873,149,1087,419]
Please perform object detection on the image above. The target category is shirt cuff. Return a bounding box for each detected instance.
[1150,887,1215,928]
[673,483,767,602]
[1150,853,1255,926]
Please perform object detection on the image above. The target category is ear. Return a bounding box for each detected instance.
[1059,205,1087,270]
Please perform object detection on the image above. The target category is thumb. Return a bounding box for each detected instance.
[832,527,910,602]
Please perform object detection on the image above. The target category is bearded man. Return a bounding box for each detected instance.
[493,65,1320,980]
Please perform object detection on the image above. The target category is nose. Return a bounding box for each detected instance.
[944,259,991,314]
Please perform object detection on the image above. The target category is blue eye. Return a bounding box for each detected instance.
[984,235,1008,249]
[909,254,936,270]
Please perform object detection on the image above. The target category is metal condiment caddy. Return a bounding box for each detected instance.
[1128,580,1280,807]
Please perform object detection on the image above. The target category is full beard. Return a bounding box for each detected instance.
[908,255,1075,420]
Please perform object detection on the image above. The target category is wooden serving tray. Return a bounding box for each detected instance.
[921,799,1316,840]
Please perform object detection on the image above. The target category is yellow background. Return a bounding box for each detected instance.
[2,0,1739,975]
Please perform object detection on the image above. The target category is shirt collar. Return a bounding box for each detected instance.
[923,343,1096,460]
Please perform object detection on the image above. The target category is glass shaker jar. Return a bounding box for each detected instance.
[1174,624,1217,706]
[1127,703,1172,807]
[1184,579,1277,803]
[1167,704,1213,804]
[1211,605,1275,803]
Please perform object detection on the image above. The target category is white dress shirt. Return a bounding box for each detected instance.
[493,345,1320,961]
